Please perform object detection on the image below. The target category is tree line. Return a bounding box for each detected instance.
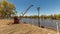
[19,14,60,20]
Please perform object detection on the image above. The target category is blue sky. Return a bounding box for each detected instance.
[0,0,60,16]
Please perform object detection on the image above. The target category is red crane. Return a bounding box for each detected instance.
[13,4,33,24]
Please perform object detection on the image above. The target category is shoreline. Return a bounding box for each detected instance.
[0,23,57,34]
[0,19,60,34]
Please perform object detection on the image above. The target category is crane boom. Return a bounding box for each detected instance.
[19,4,34,21]
[22,4,33,16]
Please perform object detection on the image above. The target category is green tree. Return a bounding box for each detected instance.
[0,0,17,18]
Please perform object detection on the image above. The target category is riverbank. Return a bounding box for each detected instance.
[0,19,59,34]
[0,19,13,25]
[0,24,57,34]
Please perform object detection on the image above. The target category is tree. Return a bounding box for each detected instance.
[0,0,17,18]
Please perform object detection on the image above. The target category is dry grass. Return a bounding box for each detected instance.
[0,19,13,25]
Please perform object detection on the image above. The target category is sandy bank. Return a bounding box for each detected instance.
[0,19,59,34]
[0,19,13,25]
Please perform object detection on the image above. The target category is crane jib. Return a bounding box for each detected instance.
[22,5,34,16]
[19,4,34,21]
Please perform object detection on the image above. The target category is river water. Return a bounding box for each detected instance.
[20,18,60,30]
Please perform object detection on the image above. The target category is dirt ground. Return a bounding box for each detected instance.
[0,19,59,34]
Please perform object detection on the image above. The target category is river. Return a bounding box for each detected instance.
[20,18,60,30]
